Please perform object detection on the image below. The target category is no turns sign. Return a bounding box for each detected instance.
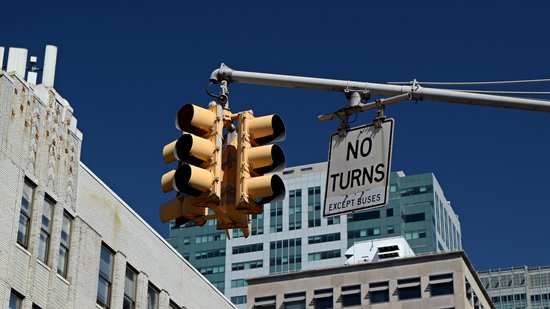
[323,119,394,216]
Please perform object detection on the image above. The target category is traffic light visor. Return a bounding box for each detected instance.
[176,104,216,136]
[248,114,286,144]
[248,144,286,174]
[173,164,213,196]
[247,174,285,204]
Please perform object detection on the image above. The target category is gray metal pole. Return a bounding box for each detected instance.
[210,64,550,113]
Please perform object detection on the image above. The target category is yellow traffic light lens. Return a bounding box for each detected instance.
[176,104,216,136]
[248,114,286,145]
[247,174,286,205]
[173,164,214,196]
[248,144,286,174]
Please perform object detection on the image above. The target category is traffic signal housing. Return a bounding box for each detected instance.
[160,102,223,225]
[236,111,286,214]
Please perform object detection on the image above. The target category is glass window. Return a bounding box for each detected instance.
[284,292,306,309]
[123,266,137,309]
[231,295,247,305]
[314,288,333,309]
[369,281,389,303]
[9,290,24,309]
[327,215,340,225]
[270,201,283,233]
[289,189,302,230]
[38,198,54,264]
[251,213,264,235]
[398,278,421,300]
[308,186,321,227]
[18,180,35,248]
[341,285,361,307]
[430,273,454,296]
[386,208,393,217]
[97,244,114,308]
[57,212,72,277]
[147,284,159,309]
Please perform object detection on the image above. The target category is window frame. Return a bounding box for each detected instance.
[57,211,72,277]
[123,265,138,309]
[37,197,55,264]
[97,244,115,308]
[17,179,35,248]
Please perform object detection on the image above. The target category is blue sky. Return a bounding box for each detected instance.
[2,1,550,271]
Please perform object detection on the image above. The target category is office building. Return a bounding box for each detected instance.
[0,45,235,309]
[167,161,462,306]
[478,266,550,309]
[247,250,493,309]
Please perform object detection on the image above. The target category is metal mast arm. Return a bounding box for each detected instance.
[210,63,550,113]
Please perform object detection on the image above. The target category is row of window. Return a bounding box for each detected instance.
[195,248,226,260]
[9,289,43,309]
[232,259,263,271]
[233,243,263,255]
[308,249,341,261]
[253,274,454,309]
[17,179,72,278]
[97,243,182,309]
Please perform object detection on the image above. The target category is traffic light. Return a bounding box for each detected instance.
[236,111,286,213]
[160,102,223,225]
[216,132,251,237]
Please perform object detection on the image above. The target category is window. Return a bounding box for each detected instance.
[9,290,24,309]
[387,225,394,234]
[369,281,389,304]
[308,186,321,227]
[232,260,263,271]
[251,213,264,235]
[308,233,340,244]
[386,208,393,217]
[270,201,283,232]
[233,243,263,255]
[97,244,114,308]
[231,279,247,288]
[430,273,454,296]
[327,215,340,225]
[341,285,361,307]
[405,230,427,240]
[147,284,159,309]
[314,288,333,309]
[397,277,421,300]
[38,198,54,264]
[254,295,276,309]
[308,250,341,261]
[288,189,302,230]
[18,180,35,248]
[57,212,72,277]
[403,213,425,223]
[123,266,137,309]
[284,292,306,309]
[269,238,302,274]
[347,210,380,222]
[231,295,247,305]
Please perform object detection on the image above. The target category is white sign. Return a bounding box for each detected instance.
[323,119,394,216]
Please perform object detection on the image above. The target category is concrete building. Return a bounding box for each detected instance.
[246,251,494,309]
[167,161,462,306]
[0,45,235,309]
[478,266,550,309]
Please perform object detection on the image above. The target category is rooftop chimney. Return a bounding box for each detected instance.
[0,46,4,70]
[6,47,28,78]
[42,45,57,88]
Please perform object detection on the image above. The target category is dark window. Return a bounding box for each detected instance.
[147,284,159,309]
[230,295,247,305]
[254,295,276,309]
[403,213,425,223]
[57,212,72,277]
[233,243,263,255]
[123,266,137,309]
[314,288,333,309]
[18,180,35,248]
[369,282,389,304]
[347,210,380,222]
[341,285,361,307]
[97,244,114,308]
[9,290,24,309]
[398,278,421,300]
[430,273,454,296]
[284,292,306,309]
[386,208,393,217]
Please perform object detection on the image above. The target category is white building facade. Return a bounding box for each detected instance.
[0,45,235,309]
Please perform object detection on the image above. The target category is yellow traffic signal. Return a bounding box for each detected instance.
[236,111,286,213]
[160,102,223,225]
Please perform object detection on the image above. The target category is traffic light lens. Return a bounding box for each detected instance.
[248,144,286,175]
[176,104,216,136]
[247,174,286,205]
